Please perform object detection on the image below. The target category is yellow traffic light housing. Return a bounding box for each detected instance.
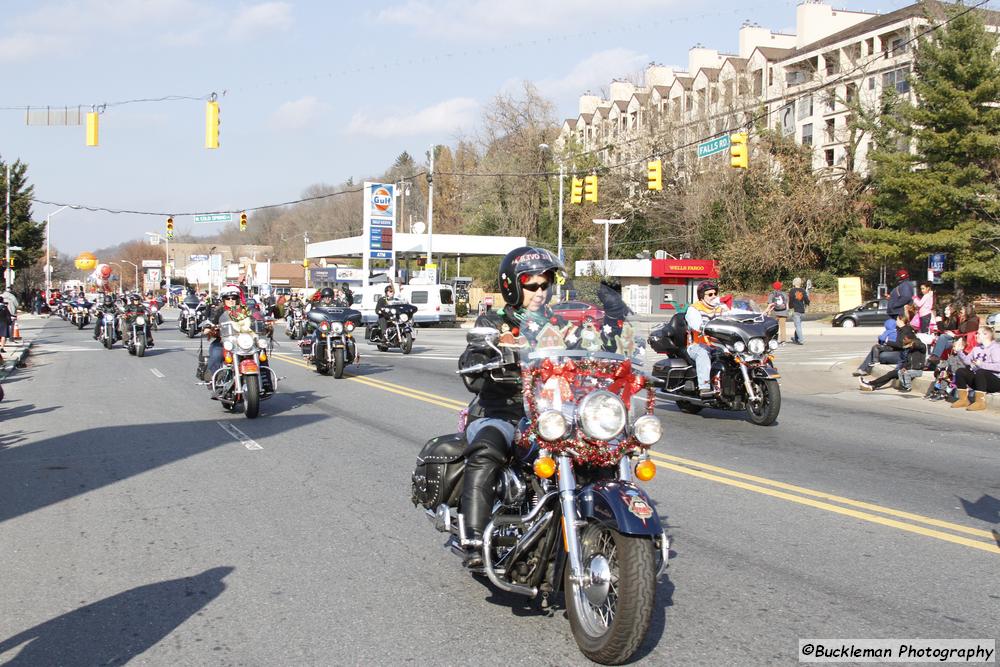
[302,258,310,268]
[584,174,598,203]
[239,212,247,231]
[86,112,99,147]
[166,217,174,239]
[730,132,749,170]
[570,177,584,205]
[647,159,663,191]
[205,101,220,149]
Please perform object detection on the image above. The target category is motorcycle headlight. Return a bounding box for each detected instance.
[151,306,158,312]
[768,339,779,351]
[331,322,344,334]
[237,333,255,351]
[733,340,746,353]
[345,321,355,332]
[257,338,268,349]
[749,338,766,355]
[633,415,662,445]
[578,390,627,440]
[135,316,146,325]
[223,340,235,351]
[400,313,409,322]
[537,410,569,441]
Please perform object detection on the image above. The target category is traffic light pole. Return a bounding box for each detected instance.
[4,164,10,288]
[557,163,564,299]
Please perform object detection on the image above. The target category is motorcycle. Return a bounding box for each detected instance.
[306,306,362,378]
[285,306,305,340]
[179,301,201,337]
[368,301,417,354]
[122,309,151,357]
[648,311,782,425]
[207,318,277,419]
[146,299,163,330]
[411,316,667,665]
[97,311,118,350]
[70,301,92,329]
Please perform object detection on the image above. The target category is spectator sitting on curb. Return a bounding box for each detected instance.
[951,326,1000,411]
[853,315,901,377]
[929,303,979,367]
[924,338,965,402]
[859,330,926,393]
[767,281,789,344]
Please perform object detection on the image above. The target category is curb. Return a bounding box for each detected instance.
[867,362,1000,414]
[0,341,32,382]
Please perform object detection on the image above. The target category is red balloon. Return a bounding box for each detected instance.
[99,264,112,278]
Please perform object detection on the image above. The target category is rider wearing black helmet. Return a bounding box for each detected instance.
[375,284,396,338]
[457,245,564,567]
[93,293,119,340]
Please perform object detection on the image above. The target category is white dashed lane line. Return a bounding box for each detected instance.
[217,421,264,450]
[150,368,165,378]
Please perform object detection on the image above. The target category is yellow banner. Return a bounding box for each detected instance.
[837,277,863,312]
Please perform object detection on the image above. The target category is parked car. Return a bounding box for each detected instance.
[832,299,888,327]
[551,301,605,326]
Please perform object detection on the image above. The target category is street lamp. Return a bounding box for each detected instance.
[539,143,565,298]
[593,219,625,275]
[45,205,70,302]
[120,260,139,292]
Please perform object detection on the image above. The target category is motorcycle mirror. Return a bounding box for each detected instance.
[466,327,499,349]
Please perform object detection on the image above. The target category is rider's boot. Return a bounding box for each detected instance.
[459,427,508,568]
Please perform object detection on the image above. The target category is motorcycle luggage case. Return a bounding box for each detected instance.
[648,313,687,354]
[652,357,696,380]
[411,433,466,510]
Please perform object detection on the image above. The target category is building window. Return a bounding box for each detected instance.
[825,148,835,166]
[883,67,910,94]
[802,123,813,147]
[868,76,875,90]
[797,95,813,120]
[825,54,839,76]
[768,67,774,87]
[889,37,908,57]
[738,77,749,96]
[825,118,836,143]
[824,92,836,112]
[846,82,857,104]
[752,70,763,96]
[786,69,807,86]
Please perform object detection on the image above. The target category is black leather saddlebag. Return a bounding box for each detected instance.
[411,433,466,510]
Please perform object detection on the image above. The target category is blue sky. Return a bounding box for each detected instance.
[2,0,914,253]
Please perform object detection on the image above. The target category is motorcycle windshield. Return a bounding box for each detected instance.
[503,302,655,467]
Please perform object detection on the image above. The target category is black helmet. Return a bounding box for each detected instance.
[103,295,113,306]
[498,246,563,307]
[320,287,335,300]
[696,281,718,300]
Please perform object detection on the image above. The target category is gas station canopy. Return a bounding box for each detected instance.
[307,233,528,259]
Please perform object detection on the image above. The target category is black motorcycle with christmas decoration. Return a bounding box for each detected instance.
[411,315,668,665]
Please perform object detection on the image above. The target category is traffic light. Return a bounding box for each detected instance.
[7,256,13,268]
[730,132,749,170]
[239,212,247,232]
[647,159,663,191]
[205,101,220,149]
[570,177,584,204]
[166,217,174,239]
[86,111,99,147]
[302,258,309,268]
[584,174,598,203]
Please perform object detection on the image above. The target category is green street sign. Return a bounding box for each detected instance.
[193,213,232,224]
[697,135,732,159]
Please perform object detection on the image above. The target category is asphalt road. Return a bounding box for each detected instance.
[1,314,997,666]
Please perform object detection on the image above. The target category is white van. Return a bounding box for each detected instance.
[399,284,456,325]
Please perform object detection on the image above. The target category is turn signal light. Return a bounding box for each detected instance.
[223,352,233,364]
[259,351,267,362]
[534,456,557,479]
[635,459,657,481]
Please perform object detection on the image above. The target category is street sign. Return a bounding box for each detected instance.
[363,182,396,276]
[193,213,232,224]
[697,135,732,159]
[142,259,162,268]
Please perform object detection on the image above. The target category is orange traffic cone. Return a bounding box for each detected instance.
[11,319,20,343]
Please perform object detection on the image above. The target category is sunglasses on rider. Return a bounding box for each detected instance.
[704,291,717,297]
[521,281,550,293]
[223,296,237,301]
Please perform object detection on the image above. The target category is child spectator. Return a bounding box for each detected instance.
[859,330,926,392]
[924,338,964,402]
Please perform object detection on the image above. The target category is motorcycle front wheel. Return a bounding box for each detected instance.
[333,348,345,379]
[401,332,413,355]
[746,379,781,426]
[243,374,260,419]
[136,338,146,358]
[565,523,655,665]
[187,325,196,339]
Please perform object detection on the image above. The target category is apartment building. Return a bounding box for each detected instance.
[559,1,1000,177]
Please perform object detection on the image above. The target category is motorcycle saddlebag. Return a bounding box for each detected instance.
[648,313,687,354]
[411,433,466,510]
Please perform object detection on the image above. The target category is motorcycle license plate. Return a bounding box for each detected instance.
[239,360,259,374]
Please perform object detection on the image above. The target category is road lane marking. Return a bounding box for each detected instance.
[150,368,165,378]
[217,421,263,450]
[646,450,996,540]
[647,454,999,555]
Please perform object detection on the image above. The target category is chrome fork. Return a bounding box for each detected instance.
[738,362,759,402]
[557,455,585,584]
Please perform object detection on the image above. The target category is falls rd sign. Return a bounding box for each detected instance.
[697,135,732,159]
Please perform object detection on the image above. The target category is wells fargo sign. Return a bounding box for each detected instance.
[651,259,719,278]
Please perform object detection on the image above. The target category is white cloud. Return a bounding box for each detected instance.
[375,0,672,38]
[347,97,479,138]
[537,48,651,99]
[271,96,330,130]
[228,2,293,41]
[0,33,64,63]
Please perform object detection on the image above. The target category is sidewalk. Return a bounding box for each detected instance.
[0,320,33,382]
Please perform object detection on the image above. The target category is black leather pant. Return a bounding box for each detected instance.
[460,425,509,539]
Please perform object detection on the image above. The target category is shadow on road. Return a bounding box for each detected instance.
[0,566,233,665]
[0,415,323,525]
[959,494,1000,524]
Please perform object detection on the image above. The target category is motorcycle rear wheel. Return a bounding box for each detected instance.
[565,523,655,665]
[243,375,260,419]
[333,348,345,378]
[746,379,780,426]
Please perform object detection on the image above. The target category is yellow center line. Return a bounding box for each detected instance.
[647,450,995,541]
[344,373,467,408]
[649,458,1000,555]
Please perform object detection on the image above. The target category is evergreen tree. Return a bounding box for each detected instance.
[864,2,1000,283]
[0,157,42,289]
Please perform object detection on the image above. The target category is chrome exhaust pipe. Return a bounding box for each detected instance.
[482,521,537,598]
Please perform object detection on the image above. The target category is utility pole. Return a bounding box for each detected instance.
[4,164,10,288]
[304,232,310,290]
[593,219,625,275]
[45,206,69,302]
[557,163,564,298]
[426,145,435,266]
